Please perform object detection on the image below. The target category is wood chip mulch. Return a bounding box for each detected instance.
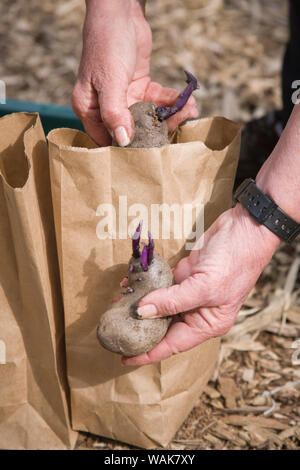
[1,0,298,451]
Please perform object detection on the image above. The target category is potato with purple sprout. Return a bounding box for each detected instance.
[113,70,199,148]
[97,223,173,356]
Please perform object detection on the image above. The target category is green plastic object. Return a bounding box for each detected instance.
[0,99,85,135]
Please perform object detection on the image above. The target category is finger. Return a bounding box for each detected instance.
[154,87,199,130]
[144,82,199,130]
[122,319,207,366]
[136,274,208,319]
[72,81,111,146]
[81,115,112,147]
[95,71,134,147]
[172,256,194,284]
[167,97,199,131]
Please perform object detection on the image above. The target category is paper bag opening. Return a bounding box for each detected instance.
[0,113,37,188]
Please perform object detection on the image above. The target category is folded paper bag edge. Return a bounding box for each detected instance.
[47,116,242,154]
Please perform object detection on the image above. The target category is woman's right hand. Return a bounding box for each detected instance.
[72,0,198,147]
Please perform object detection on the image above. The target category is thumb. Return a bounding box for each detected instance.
[137,275,207,319]
[96,74,134,147]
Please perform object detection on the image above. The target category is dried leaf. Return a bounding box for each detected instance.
[286,308,300,324]
[244,424,282,446]
[278,426,300,441]
[210,422,246,447]
[263,321,300,337]
[204,385,221,399]
[218,377,241,409]
[224,338,265,352]
[242,368,255,382]
[223,415,288,431]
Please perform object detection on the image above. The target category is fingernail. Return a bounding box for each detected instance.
[137,304,158,319]
[114,126,130,147]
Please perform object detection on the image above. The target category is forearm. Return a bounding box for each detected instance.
[85,0,146,16]
[256,104,300,223]
[229,104,300,266]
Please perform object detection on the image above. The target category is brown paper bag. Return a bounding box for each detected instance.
[0,113,76,449]
[48,116,241,449]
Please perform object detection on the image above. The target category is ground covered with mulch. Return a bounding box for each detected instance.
[0,0,288,120]
[1,0,299,450]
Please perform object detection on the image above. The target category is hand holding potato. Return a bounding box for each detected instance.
[72,0,198,147]
[123,204,280,366]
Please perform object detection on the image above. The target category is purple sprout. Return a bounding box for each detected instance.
[140,245,149,271]
[147,231,154,265]
[155,70,199,122]
[131,222,155,271]
[132,221,143,258]
[139,232,155,271]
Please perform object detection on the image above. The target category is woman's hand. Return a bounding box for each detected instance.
[72,0,198,146]
[123,102,300,366]
[123,204,280,366]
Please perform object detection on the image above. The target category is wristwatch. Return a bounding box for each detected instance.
[233,178,300,243]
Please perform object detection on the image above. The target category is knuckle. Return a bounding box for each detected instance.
[213,323,231,337]
[164,295,180,316]
[212,313,234,337]
[100,107,121,126]
[185,275,203,300]
[71,85,86,117]
[164,336,178,356]
[91,70,106,92]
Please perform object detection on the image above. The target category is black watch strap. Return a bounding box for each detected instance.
[233,178,300,243]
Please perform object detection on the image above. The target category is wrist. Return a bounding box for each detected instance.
[256,164,300,225]
[231,203,280,260]
[256,104,300,225]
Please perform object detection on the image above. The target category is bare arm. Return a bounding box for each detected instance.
[257,103,300,223]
